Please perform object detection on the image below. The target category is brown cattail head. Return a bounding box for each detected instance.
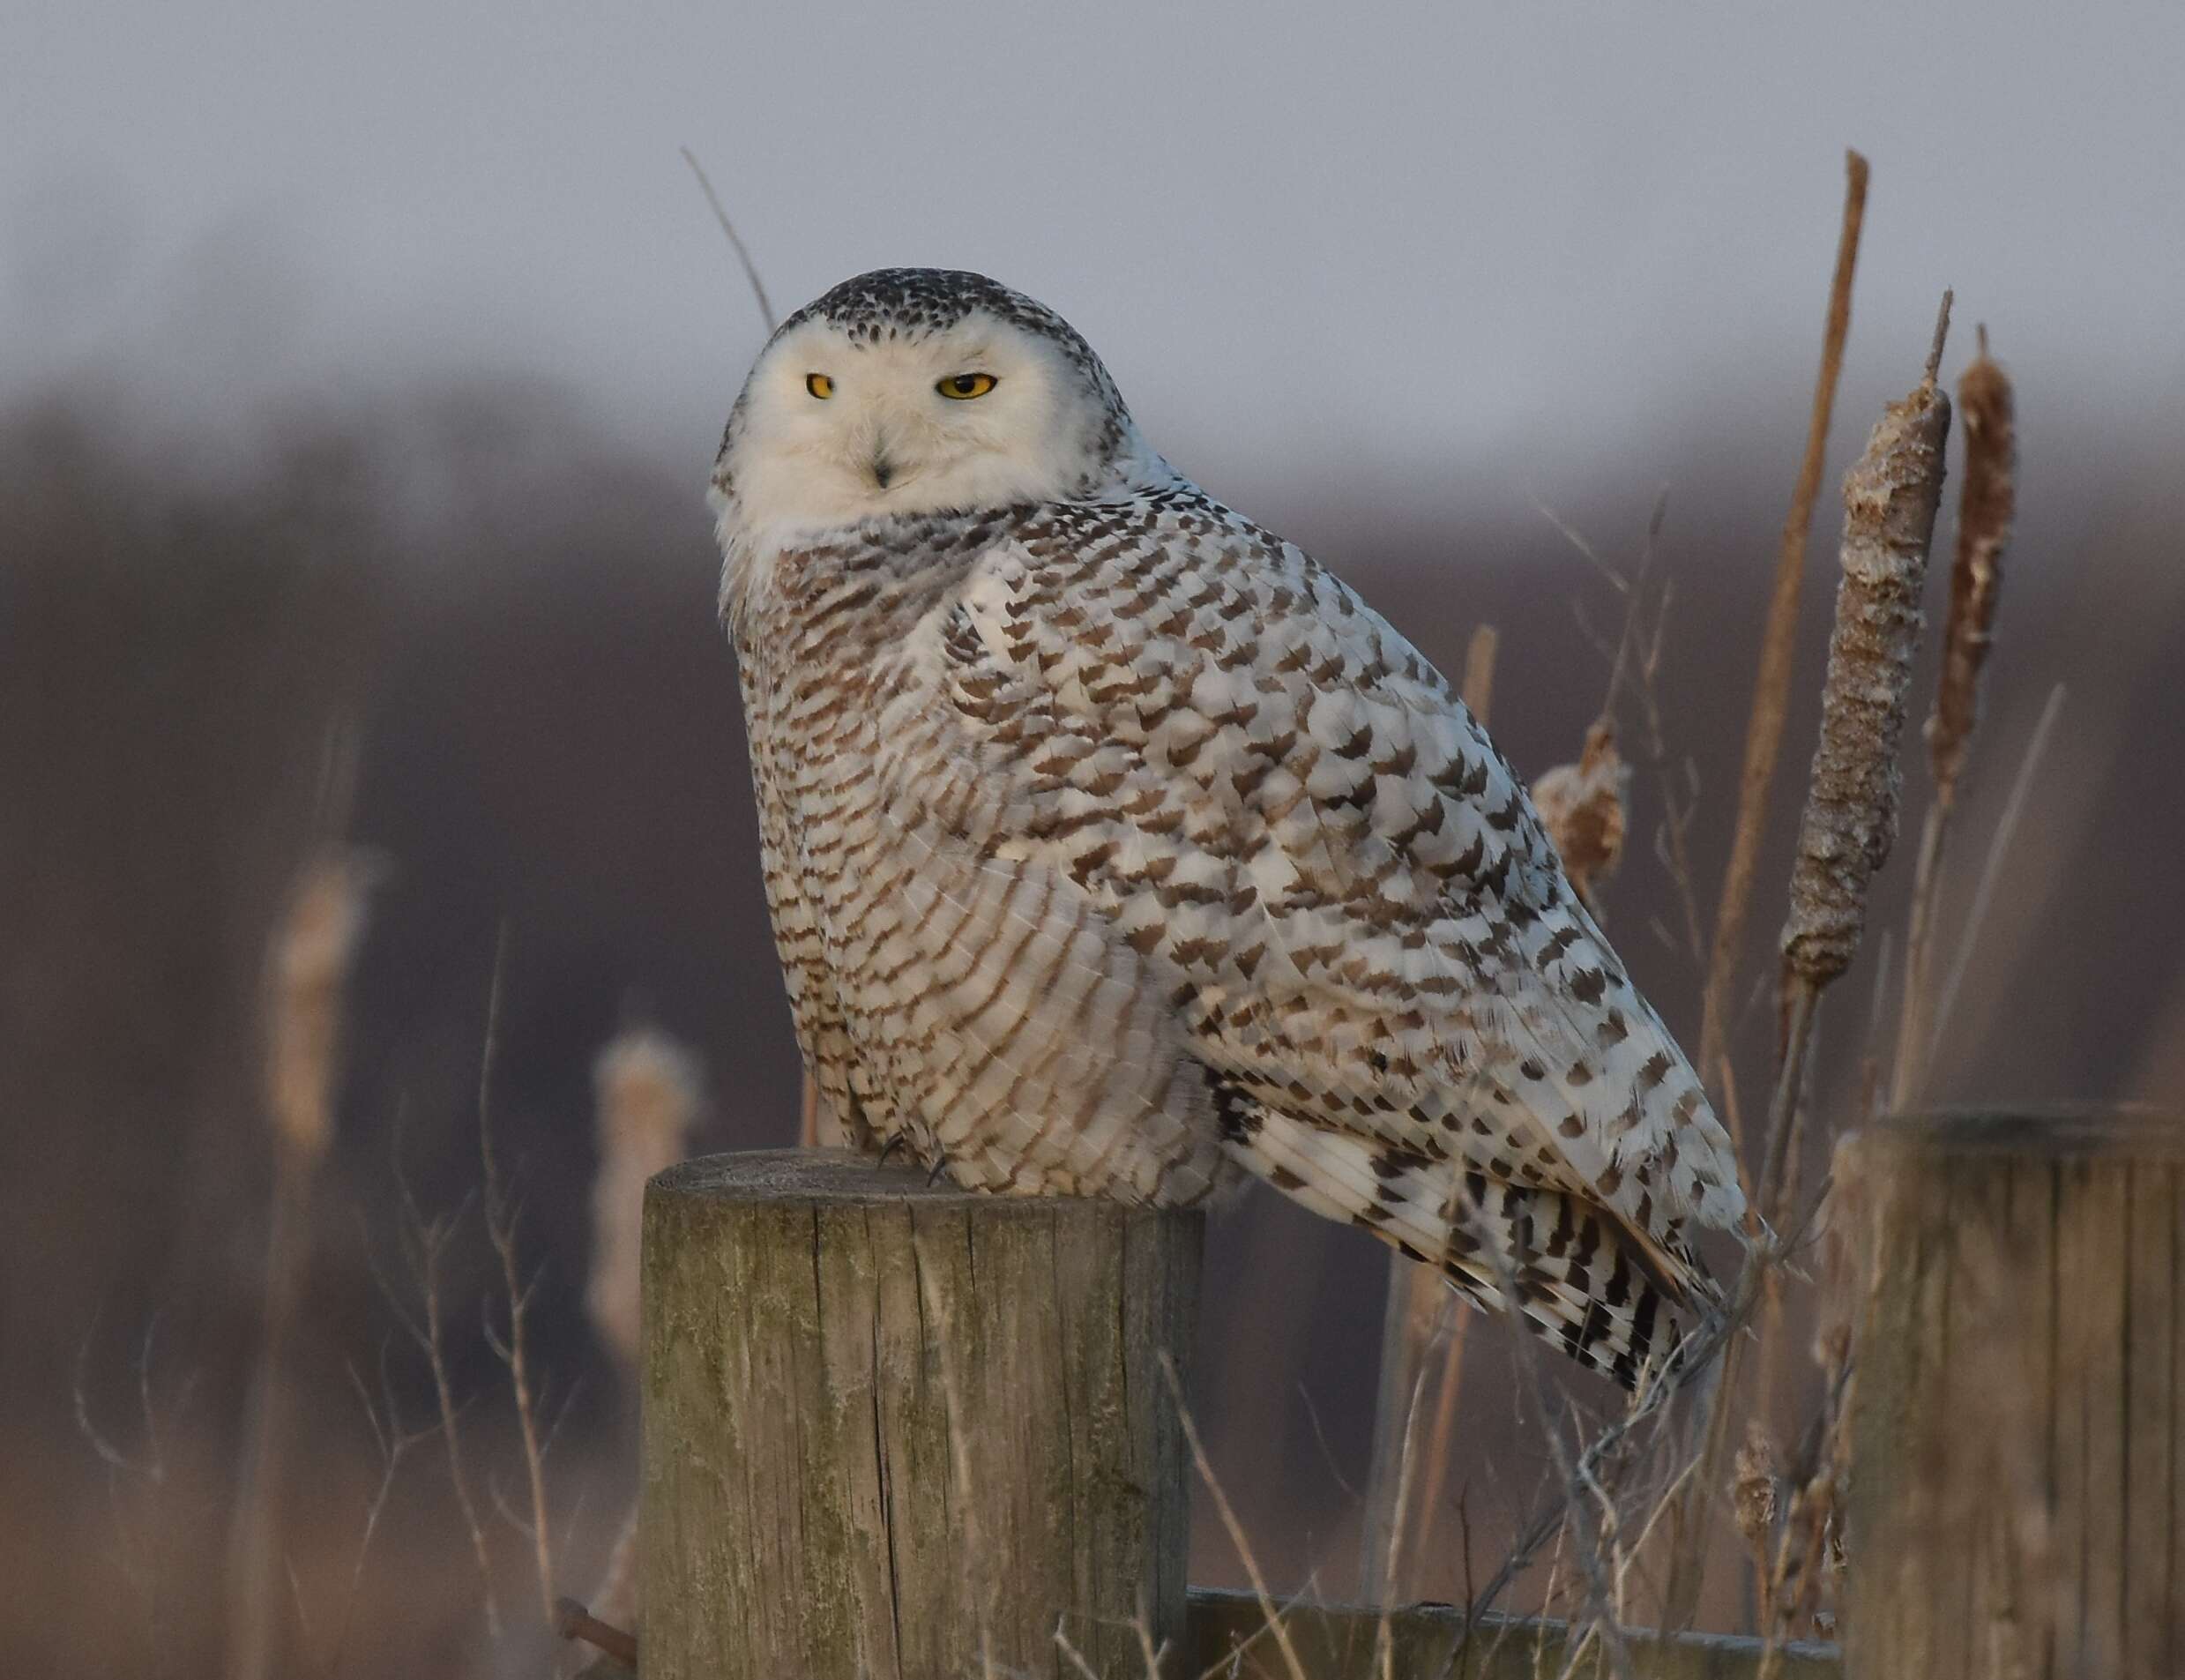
[1734,1422,1784,1553]
[1926,328,2017,804]
[1782,302,1955,990]
[588,1027,704,1367]
[1531,718,1628,912]
[264,849,381,1163]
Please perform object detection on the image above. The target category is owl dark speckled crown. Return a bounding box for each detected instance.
[779,269,1122,408]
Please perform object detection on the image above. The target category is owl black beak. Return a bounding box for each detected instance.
[870,452,896,490]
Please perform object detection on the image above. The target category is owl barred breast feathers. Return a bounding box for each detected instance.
[712,268,1745,1387]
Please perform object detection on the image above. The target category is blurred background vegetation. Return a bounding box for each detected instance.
[6,1,2184,1672]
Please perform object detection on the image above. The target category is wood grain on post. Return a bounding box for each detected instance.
[1841,1109,2182,1679]
[640,1150,1204,1680]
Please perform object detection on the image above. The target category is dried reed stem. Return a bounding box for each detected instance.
[1892,330,2017,1104]
[321,1358,434,1676]
[1407,1306,1475,1594]
[1160,1350,1309,1680]
[586,1027,701,1370]
[1373,1363,1431,1680]
[1457,1183,1637,1680]
[1361,625,1498,1601]
[679,147,776,333]
[1460,623,1498,720]
[1922,681,2065,1070]
[1667,298,1954,1625]
[1698,150,1868,1084]
[1623,499,1711,977]
[226,851,376,1680]
[474,929,558,1624]
[389,1168,502,1639]
[585,1027,699,1630]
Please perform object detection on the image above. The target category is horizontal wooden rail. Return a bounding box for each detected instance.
[1185,1589,1840,1678]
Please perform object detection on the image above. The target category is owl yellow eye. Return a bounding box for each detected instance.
[936,372,997,400]
[806,373,834,399]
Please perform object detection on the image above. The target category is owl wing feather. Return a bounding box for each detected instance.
[909,497,1746,1381]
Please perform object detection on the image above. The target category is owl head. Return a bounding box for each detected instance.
[712,269,1162,538]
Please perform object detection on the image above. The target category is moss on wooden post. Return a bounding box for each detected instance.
[1842,1109,2183,1679]
[640,1150,1203,1679]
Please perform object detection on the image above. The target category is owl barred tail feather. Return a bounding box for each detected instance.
[1228,1102,1703,1390]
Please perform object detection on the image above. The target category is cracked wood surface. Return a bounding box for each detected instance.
[640,1149,1202,1678]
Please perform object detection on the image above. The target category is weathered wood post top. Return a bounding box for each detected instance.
[1842,1106,2184,1680]
[640,1148,1205,1680]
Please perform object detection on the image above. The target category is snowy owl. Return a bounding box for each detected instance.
[712,268,1744,1385]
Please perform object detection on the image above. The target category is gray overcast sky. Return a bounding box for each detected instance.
[7,0,2181,494]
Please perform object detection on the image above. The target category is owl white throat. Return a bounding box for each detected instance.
[711,269,1172,621]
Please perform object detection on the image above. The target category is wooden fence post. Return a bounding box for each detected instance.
[639,1149,1204,1679]
[1841,1108,2182,1679]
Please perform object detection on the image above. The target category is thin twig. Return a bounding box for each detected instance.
[555,1597,639,1667]
[1455,1183,1637,1680]
[1362,626,1497,1599]
[1698,149,1869,1084]
[1923,683,2065,1070]
[1408,1306,1475,1589]
[1374,1362,1431,1680]
[679,147,776,333]
[476,925,556,1625]
[322,1352,435,1676]
[381,1147,499,1639]
[1160,1351,1310,1680]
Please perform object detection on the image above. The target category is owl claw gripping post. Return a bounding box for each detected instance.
[712,268,1744,1388]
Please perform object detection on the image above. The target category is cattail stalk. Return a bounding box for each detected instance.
[1361,627,1495,1602]
[226,851,377,1680]
[1892,331,2017,1104]
[587,1028,703,1370]
[1698,150,1869,1086]
[474,928,560,1626]
[1666,298,1952,1627]
[585,1027,702,1628]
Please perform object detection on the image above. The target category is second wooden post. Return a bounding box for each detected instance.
[1842,1109,2182,1679]
[640,1149,1204,1679]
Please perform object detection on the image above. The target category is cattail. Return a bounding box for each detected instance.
[264,850,379,1161]
[1891,332,2017,1104]
[230,847,379,1680]
[1459,623,1498,720]
[587,1027,704,1367]
[1735,1423,1784,1561]
[1781,299,1954,991]
[1928,330,2017,807]
[1532,719,1629,913]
